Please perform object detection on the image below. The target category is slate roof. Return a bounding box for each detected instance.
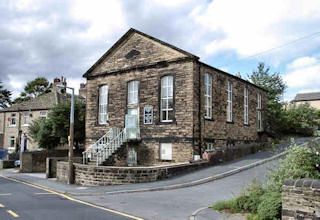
[293,92,320,102]
[1,91,85,112]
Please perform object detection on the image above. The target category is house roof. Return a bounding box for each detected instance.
[83,28,199,77]
[1,91,85,112]
[293,92,320,102]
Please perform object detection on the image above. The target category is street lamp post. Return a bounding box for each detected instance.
[57,84,74,184]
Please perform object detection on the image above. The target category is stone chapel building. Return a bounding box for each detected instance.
[83,28,267,166]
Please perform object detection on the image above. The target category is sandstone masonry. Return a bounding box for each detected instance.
[282,179,320,219]
[83,28,267,166]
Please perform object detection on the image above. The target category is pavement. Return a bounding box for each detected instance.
[0,137,317,220]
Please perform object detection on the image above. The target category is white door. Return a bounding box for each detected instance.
[126,108,138,139]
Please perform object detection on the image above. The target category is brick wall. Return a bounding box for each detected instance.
[282,179,320,219]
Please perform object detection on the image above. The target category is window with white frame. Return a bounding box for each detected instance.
[160,143,172,160]
[160,75,174,122]
[244,88,249,125]
[257,93,262,131]
[40,111,47,119]
[204,73,212,119]
[98,85,108,124]
[10,113,16,126]
[128,81,139,105]
[9,136,15,149]
[227,81,232,122]
[22,113,29,126]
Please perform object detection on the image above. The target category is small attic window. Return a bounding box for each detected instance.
[125,49,140,59]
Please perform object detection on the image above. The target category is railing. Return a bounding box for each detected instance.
[82,127,140,165]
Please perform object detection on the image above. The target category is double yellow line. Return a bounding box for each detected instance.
[0,174,143,220]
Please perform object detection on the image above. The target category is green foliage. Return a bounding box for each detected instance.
[29,101,85,149]
[212,140,320,220]
[283,103,318,136]
[268,139,320,191]
[14,77,51,103]
[0,81,12,108]
[24,77,52,98]
[247,63,287,138]
[210,199,239,213]
[257,191,281,220]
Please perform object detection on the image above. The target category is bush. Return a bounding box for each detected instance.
[257,191,281,220]
[210,199,239,213]
[268,139,320,191]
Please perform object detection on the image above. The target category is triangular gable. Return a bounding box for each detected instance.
[83,28,198,77]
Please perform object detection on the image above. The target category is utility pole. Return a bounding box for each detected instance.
[57,83,74,184]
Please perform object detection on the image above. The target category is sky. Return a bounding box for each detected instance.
[0,0,320,101]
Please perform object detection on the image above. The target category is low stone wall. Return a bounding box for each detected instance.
[282,179,320,219]
[57,160,209,185]
[46,157,82,178]
[0,160,15,169]
[20,149,82,173]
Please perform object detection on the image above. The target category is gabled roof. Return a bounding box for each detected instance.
[293,92,320,102]
[1,91,85,112]
[83,28,199,77]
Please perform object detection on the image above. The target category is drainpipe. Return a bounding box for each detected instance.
[198,62,202,158]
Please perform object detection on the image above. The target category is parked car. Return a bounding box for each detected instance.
[14,160,20,167]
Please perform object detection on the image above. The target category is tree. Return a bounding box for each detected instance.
[284,103,318,136]
[0,81,12,108]
[29,101,85,149]
[248,63,287,137]
[14,77,52,103]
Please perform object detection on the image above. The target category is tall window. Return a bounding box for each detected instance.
[10,113,16,126]
[128,81,139,105]
[227,81,232,122]
[22,113,29,126]
[160,75,174,122]
[204,73,212,119]
[244,88,249,125]
[98,85,108,124]
[257,93,262,131]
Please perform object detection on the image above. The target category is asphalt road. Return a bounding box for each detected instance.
[0,176,138,220]
[74,159,280,220]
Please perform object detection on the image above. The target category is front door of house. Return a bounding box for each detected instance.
[126,108,139,139]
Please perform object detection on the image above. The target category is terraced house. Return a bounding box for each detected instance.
[83,28,267,166]
[0,78,86,153]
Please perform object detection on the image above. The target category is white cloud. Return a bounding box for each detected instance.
[287,56,318,69]
[70,0,126,41]
[190,0,320,61]
[283,56,320,90]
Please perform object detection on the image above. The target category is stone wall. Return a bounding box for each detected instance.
[57,160,208,186]
[0,160,15,169]
[282,179,320,219]
[46,157,82,178]
[20,149,82,173]
[199,64,268,153]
